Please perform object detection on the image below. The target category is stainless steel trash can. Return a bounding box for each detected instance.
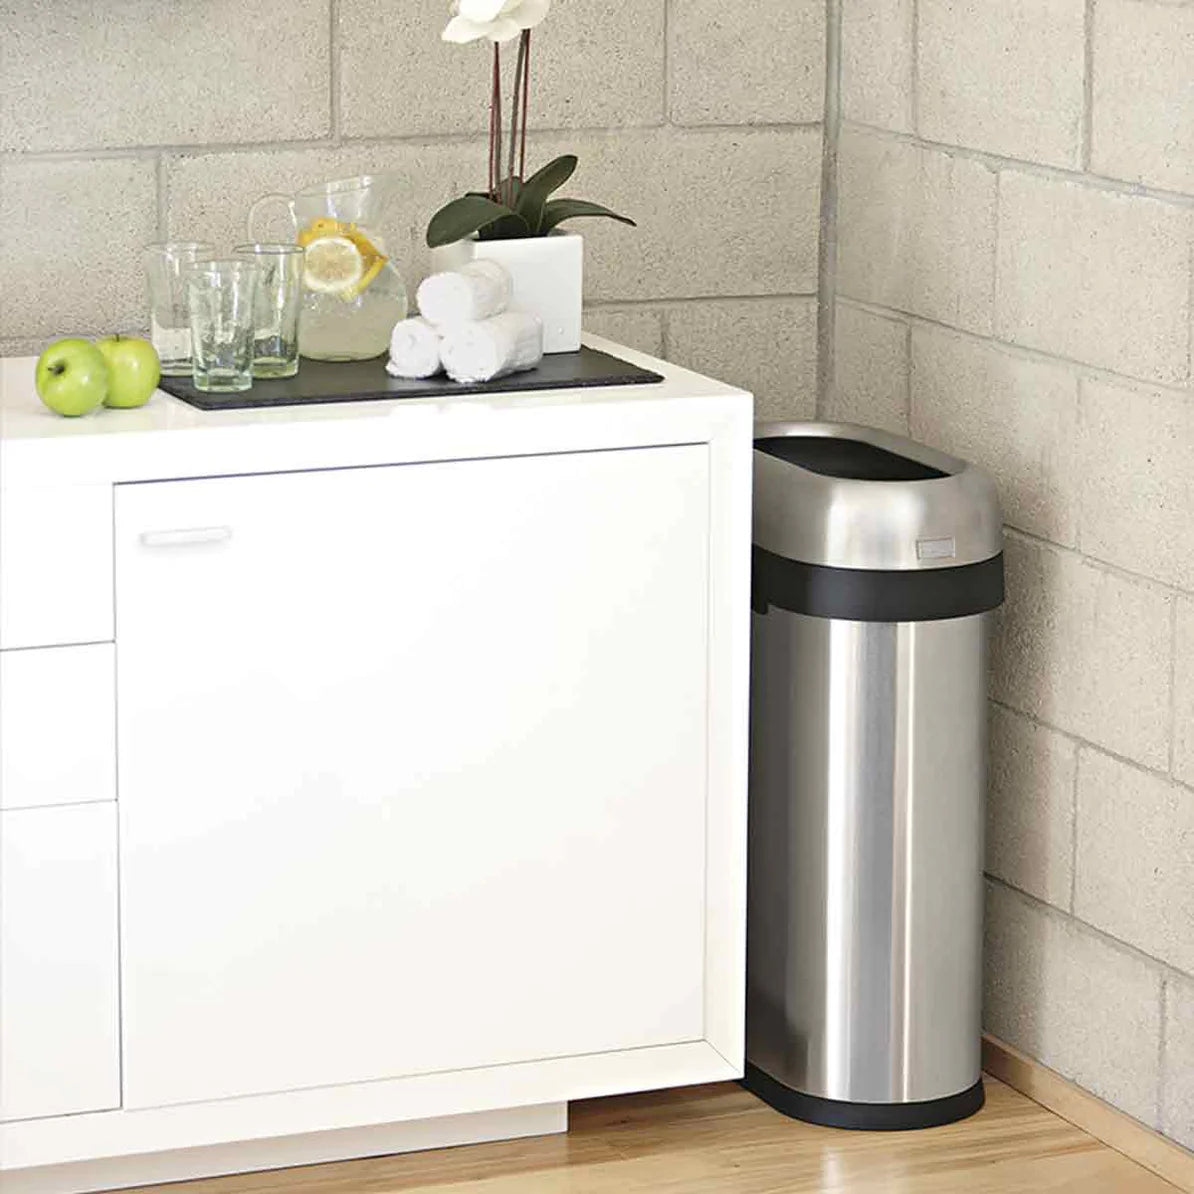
[744,422,1004,1130]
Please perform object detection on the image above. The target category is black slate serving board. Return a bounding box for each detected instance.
[159,346,664,411]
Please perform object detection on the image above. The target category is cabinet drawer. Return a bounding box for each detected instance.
[0,644,116,810]
[0,802,120,1121]
[0,484,114,649]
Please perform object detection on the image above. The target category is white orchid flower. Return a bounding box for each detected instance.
[442,0,550,44]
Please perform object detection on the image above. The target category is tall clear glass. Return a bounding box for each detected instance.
[144,241,216,376]
[185,260,260,393]
[233,243,303,379]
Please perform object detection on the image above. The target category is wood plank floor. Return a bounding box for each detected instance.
[127,1077,1178,1194]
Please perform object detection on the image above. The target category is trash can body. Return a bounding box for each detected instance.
[745,423,1004,1131]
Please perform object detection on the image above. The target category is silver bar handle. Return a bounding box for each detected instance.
[139,527,233,548]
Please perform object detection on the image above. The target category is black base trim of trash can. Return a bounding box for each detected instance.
[741,1063,985,1131]
[752,545,1005,622]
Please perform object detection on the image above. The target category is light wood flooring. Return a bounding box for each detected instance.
[128,1077,1179,1194]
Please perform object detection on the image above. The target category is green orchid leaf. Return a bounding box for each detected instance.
[465,182,524,213]
[514,155,579,233]
[540,198,637,235]
[426,195,527,248]
[478,212,536,241]
[522,155,578,199]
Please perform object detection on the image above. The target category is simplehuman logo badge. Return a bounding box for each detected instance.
[916,537,957,562]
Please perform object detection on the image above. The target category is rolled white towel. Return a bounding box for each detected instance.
[417,259,512,327]
[386,317,443,379]
[441,312,544,384]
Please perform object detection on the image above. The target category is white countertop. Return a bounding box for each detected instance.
[0,336,751,489]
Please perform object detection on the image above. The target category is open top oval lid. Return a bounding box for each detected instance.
[754,434,949,482]
[752,421,1004,572]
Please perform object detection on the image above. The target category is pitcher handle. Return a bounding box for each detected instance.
[246,192,297,243]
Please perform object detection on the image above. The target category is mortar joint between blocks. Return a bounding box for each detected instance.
[989,689,1194,814]
[815,0,844,417]
[989,169,1002,335]
[903,320,913,431]
[329,0,343,145]
[1156,972,1169,1131]
[154,154,167,241]
[1167,596,1179,778]
[842,119,1194,212]
[909,0,921,138]
[1186,237,1193,385]
[1081,0,1096,172]
[1069,740,1081,915]
[659,306,672,360]
[833,293,1194,410]
[662,0,672,126]
[987,873,1187,983]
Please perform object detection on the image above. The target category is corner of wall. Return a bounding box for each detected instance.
[815,0,844,419]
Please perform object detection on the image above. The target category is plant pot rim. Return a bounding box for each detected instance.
[465,228,583,244]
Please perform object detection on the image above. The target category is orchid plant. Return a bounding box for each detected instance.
[427,0,636,248]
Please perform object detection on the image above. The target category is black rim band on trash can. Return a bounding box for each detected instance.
[741,1063,986,1131]
[752,545,1005,622]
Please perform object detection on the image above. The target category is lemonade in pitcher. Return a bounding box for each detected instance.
[247,175,408,361]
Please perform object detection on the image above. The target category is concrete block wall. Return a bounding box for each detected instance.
[829,0,1194,1149]
[0,0,826,418]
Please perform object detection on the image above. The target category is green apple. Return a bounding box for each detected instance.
[35,339,109,417]
[95,334,160,408]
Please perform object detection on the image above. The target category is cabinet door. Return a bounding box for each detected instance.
[0,803,120,1121]
[117,447,711,1109]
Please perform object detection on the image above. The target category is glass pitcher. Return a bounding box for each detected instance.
[247,175,408,362]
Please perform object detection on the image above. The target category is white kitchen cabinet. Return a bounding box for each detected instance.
[116,448,712,1109]
[0,802,120,1122]
[0,644,116,810]
[0,484,114,650]
[0,337,751,1193]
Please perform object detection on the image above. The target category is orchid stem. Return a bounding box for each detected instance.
[492,43,503,205]
[508,31,527,198]
[520,32,530,182]
[488,49,496,201]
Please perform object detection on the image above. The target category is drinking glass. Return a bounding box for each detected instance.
[185,260,260,393]
[144,241,216,375]
[233,243,303,378]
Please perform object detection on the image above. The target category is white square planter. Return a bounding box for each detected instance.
[429,231,583,354]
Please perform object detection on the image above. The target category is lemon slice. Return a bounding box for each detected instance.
[351,255,387,298]
[342,225,384,259]
[304,236,364,295]
[297,216,346,247]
